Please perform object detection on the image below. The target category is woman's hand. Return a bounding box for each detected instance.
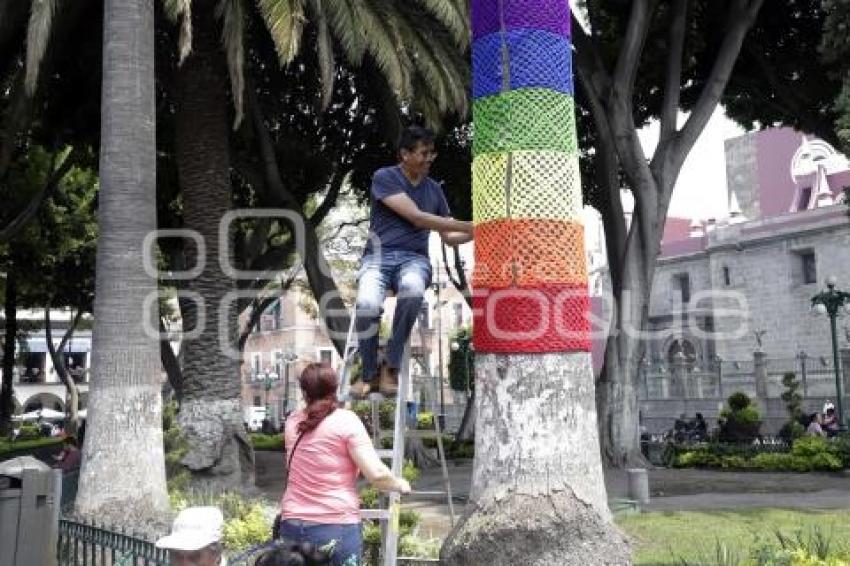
[397,478,411,494]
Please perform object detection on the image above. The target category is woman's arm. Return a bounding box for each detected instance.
[349,443,411,494]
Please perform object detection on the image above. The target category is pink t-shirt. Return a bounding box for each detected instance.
[281,408,372,524]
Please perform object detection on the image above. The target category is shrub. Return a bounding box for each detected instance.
[0,436,63,455]
[719,391,762,443]
[221,503,271,552]
[728,392,752,412]
[359,486,378,509]
[170,490,273,552]
[250,433,284,451]
[402,460,420,484]
[416,411,434,430]
[17,423,41,441]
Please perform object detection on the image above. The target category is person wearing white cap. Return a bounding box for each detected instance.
[155,506,226,566]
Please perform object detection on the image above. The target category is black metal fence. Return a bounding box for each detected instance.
[57,519,169,566]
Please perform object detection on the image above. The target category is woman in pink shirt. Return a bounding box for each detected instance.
[280,363,410,566]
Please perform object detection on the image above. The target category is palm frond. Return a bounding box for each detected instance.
[355,2,412,100]
[321,0,365,65]
[412,0,470,49]
[258,0,306,66]
[216,0,245,129]
[162,0,193,64]
[24,0,56,96]
[307,0,335,111]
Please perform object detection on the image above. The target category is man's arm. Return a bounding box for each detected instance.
[382,192,472,233]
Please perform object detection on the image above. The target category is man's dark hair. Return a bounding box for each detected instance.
[397,125,435,153]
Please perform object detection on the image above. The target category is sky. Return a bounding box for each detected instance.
[638,107,747,221]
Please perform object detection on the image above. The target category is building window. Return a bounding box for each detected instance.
[801,252,817,284]
[673,273,691,304]
[318,348,333,365]
[251,353,261,377]
[722,266,731,287]
[253,395,261,406]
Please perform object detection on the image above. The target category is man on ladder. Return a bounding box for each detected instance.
[350,125,473,399]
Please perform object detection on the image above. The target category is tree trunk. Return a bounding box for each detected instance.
[0,265,17,436]
[441,354,629,565]
[45,308,83,437]
[596,216,655,468]
[175,2,253,491]
[455,389,475,443]
[75,0,169,532]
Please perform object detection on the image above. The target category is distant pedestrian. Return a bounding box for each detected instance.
[806,413,826,437]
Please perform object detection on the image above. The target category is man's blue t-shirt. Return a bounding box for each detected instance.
[363,165,451,258]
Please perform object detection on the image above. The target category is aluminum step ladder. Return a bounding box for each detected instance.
[337,311,455,566]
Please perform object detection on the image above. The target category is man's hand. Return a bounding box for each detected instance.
[439,230,474,245]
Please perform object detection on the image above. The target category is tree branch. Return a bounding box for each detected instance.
[659,0,689,147]
[309,167,345,226]
[612,0,655,108]
[675,0,764,172]
[571,13,612,102]
[0,146,81,243]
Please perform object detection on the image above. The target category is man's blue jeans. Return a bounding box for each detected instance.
[355,251,432,382]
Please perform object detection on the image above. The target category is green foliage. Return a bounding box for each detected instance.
[416,411,434,430]
[16,423,42,441]
[719,392,762,443]
[170,490,273,552]
[782,372,804,421]
[728,392,753,412]
[674,437,844,472]
[447,326,473,392]
[617,508,850,565]
[221,504,271,552]
[359,486,378,509]
[250,433,285,451]
[0,436,63,455]
[402,459,420,484]
[162,402,190,493]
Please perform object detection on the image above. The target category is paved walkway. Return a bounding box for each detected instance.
[255,452,850,539]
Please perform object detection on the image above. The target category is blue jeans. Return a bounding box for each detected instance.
[279,519,362,566]
[355,251,432,381]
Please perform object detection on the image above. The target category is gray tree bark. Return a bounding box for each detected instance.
[441,354,630,565]
[0,265,17,436]
[175,1,253,492]
[74,0,170,532]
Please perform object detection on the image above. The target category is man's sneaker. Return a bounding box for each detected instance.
[378,364,399,397]
[349,379,373,399]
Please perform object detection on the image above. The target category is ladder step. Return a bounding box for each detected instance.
[361,509,391,520]
[407,490,448,497]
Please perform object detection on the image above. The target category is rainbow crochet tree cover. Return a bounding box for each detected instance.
[471,0,589,353]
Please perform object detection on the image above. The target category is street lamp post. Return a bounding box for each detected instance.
[811,275,850,429]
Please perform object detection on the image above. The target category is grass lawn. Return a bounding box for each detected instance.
[617,508,850,565]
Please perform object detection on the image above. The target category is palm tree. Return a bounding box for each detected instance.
[440,1,628,563]
[164,0,469,490]
[13,0,469,490]
[74,0,170,529]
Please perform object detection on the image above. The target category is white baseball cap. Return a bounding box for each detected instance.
[155,507,224,551]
